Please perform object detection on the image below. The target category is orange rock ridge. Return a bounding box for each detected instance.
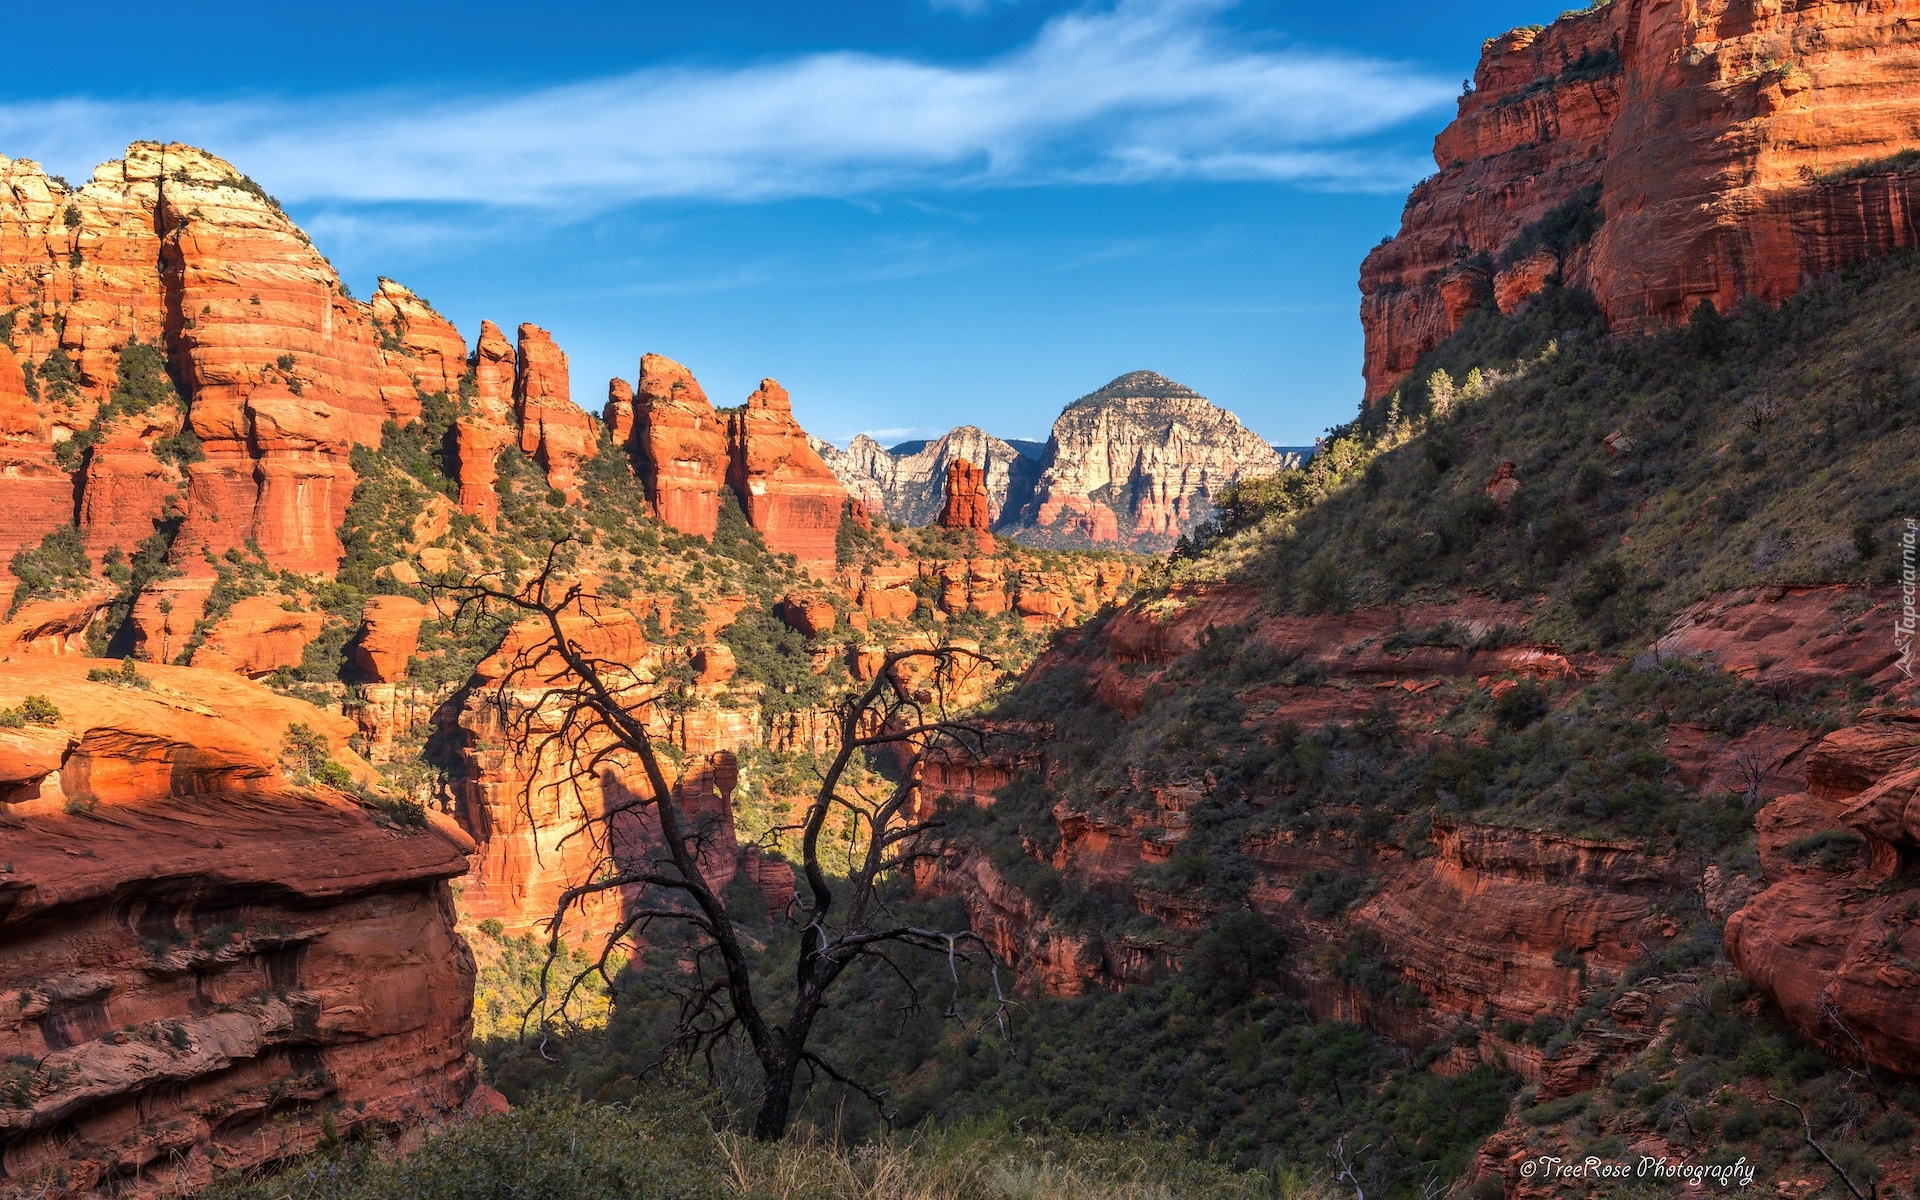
[0,143,484,572]
[513,322,597,504]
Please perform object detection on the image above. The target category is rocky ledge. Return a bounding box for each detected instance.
[0,660,484,1197]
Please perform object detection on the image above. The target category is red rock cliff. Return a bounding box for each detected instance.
[938,458,994,536]
[1360,0,1920,402]
[726,378,845,565]
[1727,709,1920,1076]
[513,323,597,504]
[627,352,727,538]
[0,659,481,1197]
[0,143,474,570]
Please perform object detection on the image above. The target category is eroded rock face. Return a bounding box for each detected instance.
[1023,372,1284,549]
[0,143,472,573]
[347,595,430,683]
[449,612,778,939]
[1360,0,1920,402]
[1357,821,1688,1028]
[726,379,845,565]
[1727,709,1920,1076]
[455,320,516,526]
[0,343,71,559]
[0,659,479,1197]
[627,352,727,538]
[187,595,324,678]
[514,323,597,504]
[938,458,994,538]
[370,279,468,397]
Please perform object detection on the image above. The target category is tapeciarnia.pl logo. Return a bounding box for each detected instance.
[1900,517,1917,680]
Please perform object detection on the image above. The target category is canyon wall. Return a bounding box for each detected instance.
[915,581,1918,1085]
[1360,0,1920,402]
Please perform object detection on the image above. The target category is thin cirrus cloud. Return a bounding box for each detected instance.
[0,0,1452,208]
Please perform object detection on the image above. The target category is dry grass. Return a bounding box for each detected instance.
[718,1120,1327,1200]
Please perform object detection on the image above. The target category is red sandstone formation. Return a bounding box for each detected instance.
[128,578,213,664]
[370,279,468,397]
[455,320,516,525]
[77,407,185,559]
[628,352,727,538]
[603,377,635,446]
[1727,710,1920,1076]
[453,612,790,938]
[187,595,325,678]
[1360,0,1920,402]
[938,458,994,549]
[0,144,476,573]
[513,323,597,504]
[1356,821,1686,1029]
[0,585,114,658]
[778,594,838,640]
[725,379,845,565]
[0,659,480,1196]
[154,147,415,574]
[348,595,430,683]
[0,343,70,559]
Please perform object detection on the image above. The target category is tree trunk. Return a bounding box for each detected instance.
[753,1045,799,1141]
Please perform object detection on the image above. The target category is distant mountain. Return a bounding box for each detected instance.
[813,426,1041,529]
[818,371,1286,550]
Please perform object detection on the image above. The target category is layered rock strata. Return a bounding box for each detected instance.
[1727,709,1920,1076]
[938,458,993,538]
[815,426,1039,529]
[725,379,844,564]
[0,143,465,571]
[0,659,480,1197]
[1360,0,1920,401]
[623,352,727,538]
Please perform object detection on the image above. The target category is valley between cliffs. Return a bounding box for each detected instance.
[3,0,1920,1189]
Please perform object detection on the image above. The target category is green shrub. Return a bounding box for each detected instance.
[7,525,92,617]
[86,656,150,690]
[0,695,60,728]
[1787,828,1864,872]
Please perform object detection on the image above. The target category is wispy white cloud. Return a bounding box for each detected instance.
[0,0,1450,208]
[926,0,1028,15]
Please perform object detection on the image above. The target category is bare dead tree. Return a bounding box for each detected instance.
[441,539,1007,1140]
[1769,1092,1874,1200]
[1728,747,1770,809]
[1330,1135,1369,1200]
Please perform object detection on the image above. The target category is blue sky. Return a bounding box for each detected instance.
[0,0,1576,446]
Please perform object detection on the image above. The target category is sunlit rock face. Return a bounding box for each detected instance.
[0,659,481,1197]
[1360,0,1920,403]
